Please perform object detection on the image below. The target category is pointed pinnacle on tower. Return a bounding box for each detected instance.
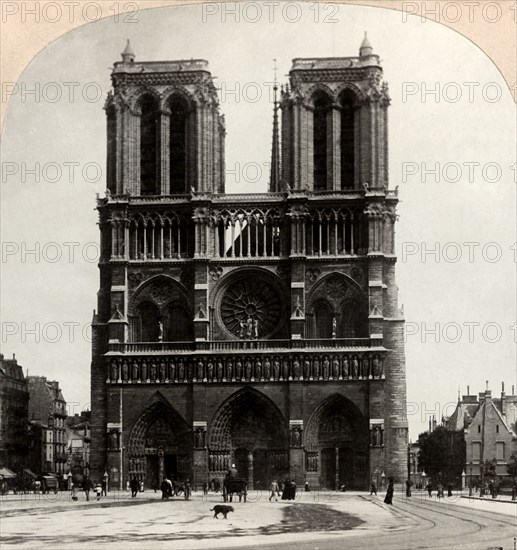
[269,58,281,193]
[359,32,373,57]
[122,39,135,64]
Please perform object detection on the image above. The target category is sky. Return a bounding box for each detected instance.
[1,3,515,439]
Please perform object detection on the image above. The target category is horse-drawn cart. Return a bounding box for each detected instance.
[223,477,247,502]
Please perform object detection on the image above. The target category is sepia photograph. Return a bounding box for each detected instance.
[0,1,516,548]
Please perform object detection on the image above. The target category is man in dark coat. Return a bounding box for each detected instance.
[384,478,394,505]
[130,476,139,498]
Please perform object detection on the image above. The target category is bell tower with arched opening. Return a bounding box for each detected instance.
[91,37,408,492]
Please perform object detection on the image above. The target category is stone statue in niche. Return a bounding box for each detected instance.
[373,425,381,446]
[178,360,184,382]
[121,361,129,381]
[332,356,340,379]
[239,319,245,339]
[252,318,259,339]
[323,356,330,379]
[169,361,176,382]
[141,361,148,381]
[226,361,233,381]
[150,361,157,381]
[363,358,370,379]
[158,320,163,342]
[111,360,118,382]
[313,357,320,379]
[207,361,214,381]
[235,361,243,380]
[283,358,290,380]
[332,317,337,339]
[159,361,166,381]
[217,361,224,381]
[197,361,204,381]
[303,357,310,379]
[273,358,280,380]
[292,427,301,447]
[245,359,252,380]
[264,358,271,380]
[132,361,139,381]
[372,356,382,378]
[195,429,205,448]
[109,430,119,450]
[246,317,253,339]
[255,359,262,380]
[293,358,301,379]
[342,356,349,378]
[351,357,359,378]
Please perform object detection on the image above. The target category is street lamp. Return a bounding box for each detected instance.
[469,461,473,497]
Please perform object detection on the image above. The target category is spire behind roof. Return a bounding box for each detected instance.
[269,59,281,192]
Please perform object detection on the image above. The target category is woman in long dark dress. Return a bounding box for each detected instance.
[384,478,394,504]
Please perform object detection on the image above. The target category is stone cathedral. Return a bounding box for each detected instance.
[90,36,408,491]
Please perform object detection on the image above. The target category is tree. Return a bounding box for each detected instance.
[417,427,464,483]
[507,453,517,480]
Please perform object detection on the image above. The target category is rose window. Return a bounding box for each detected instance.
[220,278,282,339]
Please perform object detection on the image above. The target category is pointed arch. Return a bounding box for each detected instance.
[304,393,368,450]
[137,93,160,195]
[128,275,192,342]
[208,387,288,450]
[311,90,333,191]
[305,393,369,489]
[165,93,190,194]
[306,272,367,339]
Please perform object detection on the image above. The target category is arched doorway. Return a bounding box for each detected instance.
[127,400,191,488]
[209,389,288,489]
[305,394,369,489]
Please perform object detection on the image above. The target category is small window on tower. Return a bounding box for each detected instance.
[478,425,481,433]
[496,425,499,433]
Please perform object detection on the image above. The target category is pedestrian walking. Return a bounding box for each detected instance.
[370,481,377,495]
[83,476,92,501]
[405,479,412,497]
[447,483,453,497]
[102,471,108,496]
[269,479,279,501]
[130,476,139,498]
[384,478,394,505]
[437,482,444,499]
[427,482,432,497]
[94,482,102,501]
[291,480,297,500]
[304,481,310,492]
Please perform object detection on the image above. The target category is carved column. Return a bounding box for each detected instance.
[247,451,254,490]
[161,108,171,194]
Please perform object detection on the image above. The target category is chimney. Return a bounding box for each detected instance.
[501,381,506,415]
[428,417,432,432]
[432,415,437,431]
[467,385,470,395]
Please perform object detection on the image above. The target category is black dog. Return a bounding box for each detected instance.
[210,504,234,519]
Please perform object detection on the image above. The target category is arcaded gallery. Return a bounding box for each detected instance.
[90,37,408,491]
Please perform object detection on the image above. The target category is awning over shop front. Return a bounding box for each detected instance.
[23,468,37,478]
[0,467,16,478]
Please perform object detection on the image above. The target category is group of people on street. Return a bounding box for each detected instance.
[71,473,108,502]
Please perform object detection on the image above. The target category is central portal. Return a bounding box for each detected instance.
[209,389,289,489]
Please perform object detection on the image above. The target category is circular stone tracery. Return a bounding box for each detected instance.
[220,277,282,339]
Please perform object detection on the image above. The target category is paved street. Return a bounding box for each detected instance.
[1,490,515,549]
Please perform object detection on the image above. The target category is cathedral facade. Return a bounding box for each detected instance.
[90,37,408,491]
